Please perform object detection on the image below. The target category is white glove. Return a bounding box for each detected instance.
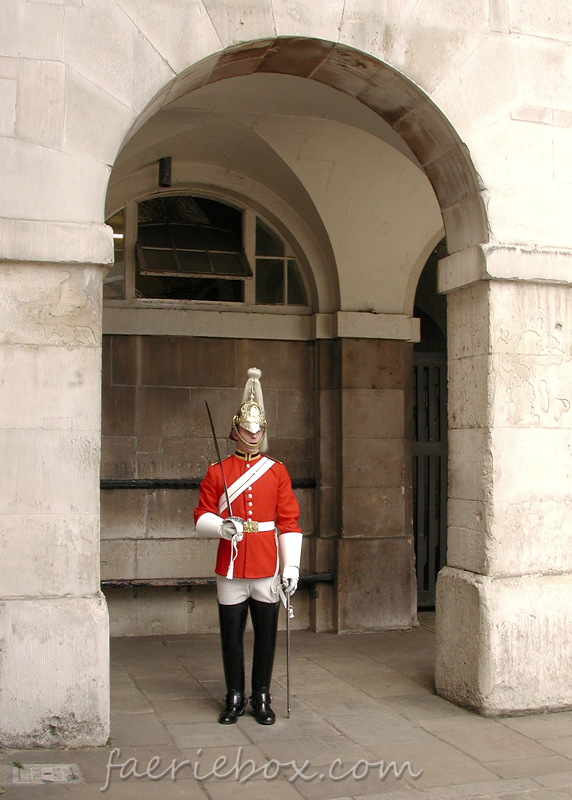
[279,531,303,596]
[219,516,244,542]
[282,565,299,595]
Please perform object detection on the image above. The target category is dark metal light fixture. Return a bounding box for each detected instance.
[158,157,172,187]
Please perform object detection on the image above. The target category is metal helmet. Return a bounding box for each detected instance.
[231,368,268,451]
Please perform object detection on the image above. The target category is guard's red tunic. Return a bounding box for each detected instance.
[194,454,301,579]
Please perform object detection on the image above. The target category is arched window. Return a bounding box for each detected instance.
[104,194,309,309]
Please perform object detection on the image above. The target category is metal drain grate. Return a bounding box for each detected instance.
[418,612,436,632]
[12,764,83,785]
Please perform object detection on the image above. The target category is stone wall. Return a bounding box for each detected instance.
[100,334,316,635]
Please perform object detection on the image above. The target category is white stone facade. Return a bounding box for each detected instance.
[1,0,572,745]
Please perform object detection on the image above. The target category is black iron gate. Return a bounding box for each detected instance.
[413,353,447,607]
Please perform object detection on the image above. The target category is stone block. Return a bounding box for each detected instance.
[0,0,63,60]
[132,26,177,113]
[136,436,220,480]
[311,536,336,573]
[393,0,489,95]
[0,219,113,265]
[517,34,572,110]
[100,489,147,540]
[336,537,416,632]
[0,514,100,597]
[341,339,408,389]
[0,138,112,223]
[436,568,572,714]
[342,437,405,489]
[0,344,101,431]
[488,498,572,577]
[136,386,190,438]
[140,336,235,387]
[110,334,139,385]
[490,353,572,429]
[446,281,490,359]
[316,388,339,440]
[432,31,521,139]
[135,538,217,579]
[554,126,572,184]
[146,488,199,538]
[100,436,136,480]
[342,486,405,537]
[490,427,572,502]
[234,339,313,389]
[63,0,140,107]
[100,539,136,580]
[342,388,405,439]
[0,77,16,136]
[185,585,221,634]
[293,488,313,534]
[64,66,133,163]
[318,434,338,486]
[317,486,339,537]
[448,354,489,430]
[446,498,488,575]
[101,384,136,437]
[448,427,489,502]
[134,586,189,637]
[190,386,277,440]
[317,338,340,390]
[0,594,109,748]
[272,0,344,41]
[271,437,314,481]
[489,281,572,356]
[16,59,65,148]
[117,0,221,75]
[471,116,553,191]
[0,264,101,347]
[102,335,111,386]
[103,586,138,638]
[276,390,313,439]
[201,0,274,46]
[0,428,100,514]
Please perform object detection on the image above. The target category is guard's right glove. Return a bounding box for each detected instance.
[279,531,303,596]
[219,516,244,542]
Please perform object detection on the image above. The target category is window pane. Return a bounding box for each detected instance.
[138,223,171,248]
[176,250,211,273]
[256,258,284,304]
[104,209,125,300]
[210,251,251,276]
[169,224,204,250]
[203,226,242,253]
[287,260,308,305]
[256,219,284,257]
[138,246,178,273]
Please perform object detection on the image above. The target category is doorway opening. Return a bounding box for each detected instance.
[413,239,448,608]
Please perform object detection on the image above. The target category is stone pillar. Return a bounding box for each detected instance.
[0,222,111,747]
[336,338,416,632]
[437,254,572,714]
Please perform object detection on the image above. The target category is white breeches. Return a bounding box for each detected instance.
[216,575,279,605]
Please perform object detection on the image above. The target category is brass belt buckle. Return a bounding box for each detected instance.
[243,520,258,533]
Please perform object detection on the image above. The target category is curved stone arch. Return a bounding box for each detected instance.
[120,37,488,258]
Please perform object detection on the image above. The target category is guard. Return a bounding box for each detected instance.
[194,368,303,725]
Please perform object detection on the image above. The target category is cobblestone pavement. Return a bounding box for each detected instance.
[2,614,572,799]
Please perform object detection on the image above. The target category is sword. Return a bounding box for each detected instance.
[286,589,292,718]
[205,400,232,517]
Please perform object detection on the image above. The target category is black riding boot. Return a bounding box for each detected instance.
[217,600,249,724]
[249,598,280,725]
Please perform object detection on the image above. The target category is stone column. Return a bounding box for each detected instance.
[0,221,111,747]
[437,247,572,714]
[336,338,417,632]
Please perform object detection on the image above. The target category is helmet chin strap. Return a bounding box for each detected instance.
[233,424,265,450]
